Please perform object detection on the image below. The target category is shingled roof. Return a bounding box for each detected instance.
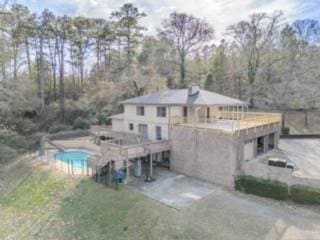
[121,88,246,106]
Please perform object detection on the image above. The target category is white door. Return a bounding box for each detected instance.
[244,140,254,160]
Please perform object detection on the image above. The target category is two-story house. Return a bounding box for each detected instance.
[110,86,245,141]
[103,86,281,188]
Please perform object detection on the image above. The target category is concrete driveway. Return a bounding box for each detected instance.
[128,168,217,209]
[279,139,320,178]
[128,167,320,239]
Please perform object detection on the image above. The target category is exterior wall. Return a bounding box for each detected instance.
[122,104,183,141]
[170,123,281,189]
[111,119,124,132]
[170,125,239,188]
[237,123,281,173]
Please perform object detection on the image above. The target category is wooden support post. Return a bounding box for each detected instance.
[232,105,234,120]
[222,106,224,119]
[95,165,98,182]
[108,161,112,185]
[97,165,101,183]
[87,159,89,176]
[150,153,153,178]
[242,105,244,120]
[126,150,129,183]
[71,159,74,175]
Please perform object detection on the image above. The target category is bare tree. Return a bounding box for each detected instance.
[159,12,213,87]
[227,11,283,107]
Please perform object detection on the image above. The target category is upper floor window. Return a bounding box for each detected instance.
[136,106,145,116]
[157,106,166,117]
[129,123,134,131]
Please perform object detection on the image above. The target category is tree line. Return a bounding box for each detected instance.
[0,1,320,136]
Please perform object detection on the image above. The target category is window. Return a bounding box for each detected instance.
[157,106,166,117]
[136,106,144,116]
[129,123,134,131]
[156,126,162,140]
[138,124,148,139]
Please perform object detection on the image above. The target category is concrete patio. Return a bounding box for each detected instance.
[128,168,218,209]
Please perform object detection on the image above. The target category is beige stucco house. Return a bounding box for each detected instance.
[101,86,281,188]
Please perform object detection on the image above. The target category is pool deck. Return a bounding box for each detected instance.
[46,136,100,155]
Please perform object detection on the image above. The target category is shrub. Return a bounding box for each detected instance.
[0,144,18,164]
[291,185,320,204]
[0,130,28,150]
[48,124,72,134]
[235,175,288,200]
[73,117,90,130]
[281,127,290,135]
[97,112,109,125]
[64,100,94,125]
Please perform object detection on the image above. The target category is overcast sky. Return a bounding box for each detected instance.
[18,0,320,39]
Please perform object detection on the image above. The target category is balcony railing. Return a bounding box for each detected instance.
[170,111,281,134]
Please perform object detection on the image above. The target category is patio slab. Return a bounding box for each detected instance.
[128,168,218,209]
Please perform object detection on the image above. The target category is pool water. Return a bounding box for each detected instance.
[54,150,91,170]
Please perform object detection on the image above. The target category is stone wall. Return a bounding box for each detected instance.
[170,125,239,189]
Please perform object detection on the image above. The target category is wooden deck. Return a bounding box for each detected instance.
[170,112,281,134]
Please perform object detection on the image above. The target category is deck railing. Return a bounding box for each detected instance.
[170,111,281,134]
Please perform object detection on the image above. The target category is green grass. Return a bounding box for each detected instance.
[0,165,204,240]
[1,171,65,211]
[291,184,320,204]
[235,175,289,200]
[0,155,32,196]
[0,164,76,239]
[46,179,200,240]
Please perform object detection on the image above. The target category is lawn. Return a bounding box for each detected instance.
[1,159,320,240]
[0,161,202,240]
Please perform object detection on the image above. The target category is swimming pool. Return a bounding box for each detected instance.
[54,150,92,171]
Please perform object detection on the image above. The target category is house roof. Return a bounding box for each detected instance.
[121,89,246,106]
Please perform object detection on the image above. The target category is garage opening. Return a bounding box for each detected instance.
[257,136,265,155]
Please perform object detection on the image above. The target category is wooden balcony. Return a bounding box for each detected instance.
[90,127,170,167]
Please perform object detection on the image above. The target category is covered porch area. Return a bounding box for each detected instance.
[89,128,171,187]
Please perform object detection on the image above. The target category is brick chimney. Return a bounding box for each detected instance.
[188,85,200,96]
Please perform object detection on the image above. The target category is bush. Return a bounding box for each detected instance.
[97,112,110,125]
[0,130,28,150]
[0,144,18,164]
[64,100,94,125]
[48,124,72,134]
[73,117,90,130]
[291,185,320,204]
[235,175,288,200]
[281,127,290,135]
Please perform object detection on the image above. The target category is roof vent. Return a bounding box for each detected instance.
[188,85,200,96]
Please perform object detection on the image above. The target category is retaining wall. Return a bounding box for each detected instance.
[243,160,320,189]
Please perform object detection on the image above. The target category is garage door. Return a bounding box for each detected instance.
[244,140,254,160]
